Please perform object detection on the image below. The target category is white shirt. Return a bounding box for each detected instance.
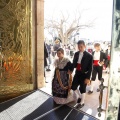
[77,52,84,64]
[108,50,110,55]
[94,51,100,60]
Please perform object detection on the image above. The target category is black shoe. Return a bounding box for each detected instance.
[97,88,100,92]
[46,69,51,71]
[77,98,81,103]
[88,90,93,94]
[76,103,84,109]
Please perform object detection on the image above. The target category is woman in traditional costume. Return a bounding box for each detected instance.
[52,48,78,104]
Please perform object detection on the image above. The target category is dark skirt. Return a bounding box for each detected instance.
[52,70,69,98]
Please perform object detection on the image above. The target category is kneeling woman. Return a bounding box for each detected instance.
[52,48,77,104]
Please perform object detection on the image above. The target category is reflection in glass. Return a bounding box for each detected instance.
[0,0,34,102]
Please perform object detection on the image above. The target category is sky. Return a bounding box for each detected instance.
[44,0,113,42]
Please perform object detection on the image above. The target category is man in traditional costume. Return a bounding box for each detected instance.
[88,43,108,94]
[71,40,93,108]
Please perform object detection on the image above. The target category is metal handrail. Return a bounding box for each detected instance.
[97,78,108,117]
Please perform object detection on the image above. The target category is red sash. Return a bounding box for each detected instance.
[93,60,99,66]
[107,55,110,60]
[77,63,81,71]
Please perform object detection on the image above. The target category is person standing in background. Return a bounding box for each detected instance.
[69,44,75,58]
[44,42,49,83]
[52,38,62,58]
[46,43,52,71]
[105,44,111,73]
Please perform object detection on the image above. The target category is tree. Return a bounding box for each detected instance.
[45,10,95,44]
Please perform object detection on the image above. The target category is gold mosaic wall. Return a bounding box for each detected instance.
[0,0,34,102]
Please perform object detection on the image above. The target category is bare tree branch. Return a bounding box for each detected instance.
[45,10,95,44]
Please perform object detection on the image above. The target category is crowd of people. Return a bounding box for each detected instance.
[45,40,111,72]
[44,39,111,109]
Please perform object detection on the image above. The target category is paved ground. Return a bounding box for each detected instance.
[0,90,98,120]
[40,57,109,120]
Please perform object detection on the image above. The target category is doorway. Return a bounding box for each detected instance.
[41,0,120,119]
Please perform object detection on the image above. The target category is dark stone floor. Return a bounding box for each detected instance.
[0,90,98,120]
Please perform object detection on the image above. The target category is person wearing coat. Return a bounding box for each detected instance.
[88,43,108,94]
[44,42,48,67]
[71,40,93,109]
[44,42,48,82]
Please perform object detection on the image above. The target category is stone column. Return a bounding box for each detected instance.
[106,0,120,119]
[36,0,45,88]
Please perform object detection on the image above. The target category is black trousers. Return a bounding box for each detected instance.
[106,60,110,68]
[71,70,87,94]
[91,66,103,81]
